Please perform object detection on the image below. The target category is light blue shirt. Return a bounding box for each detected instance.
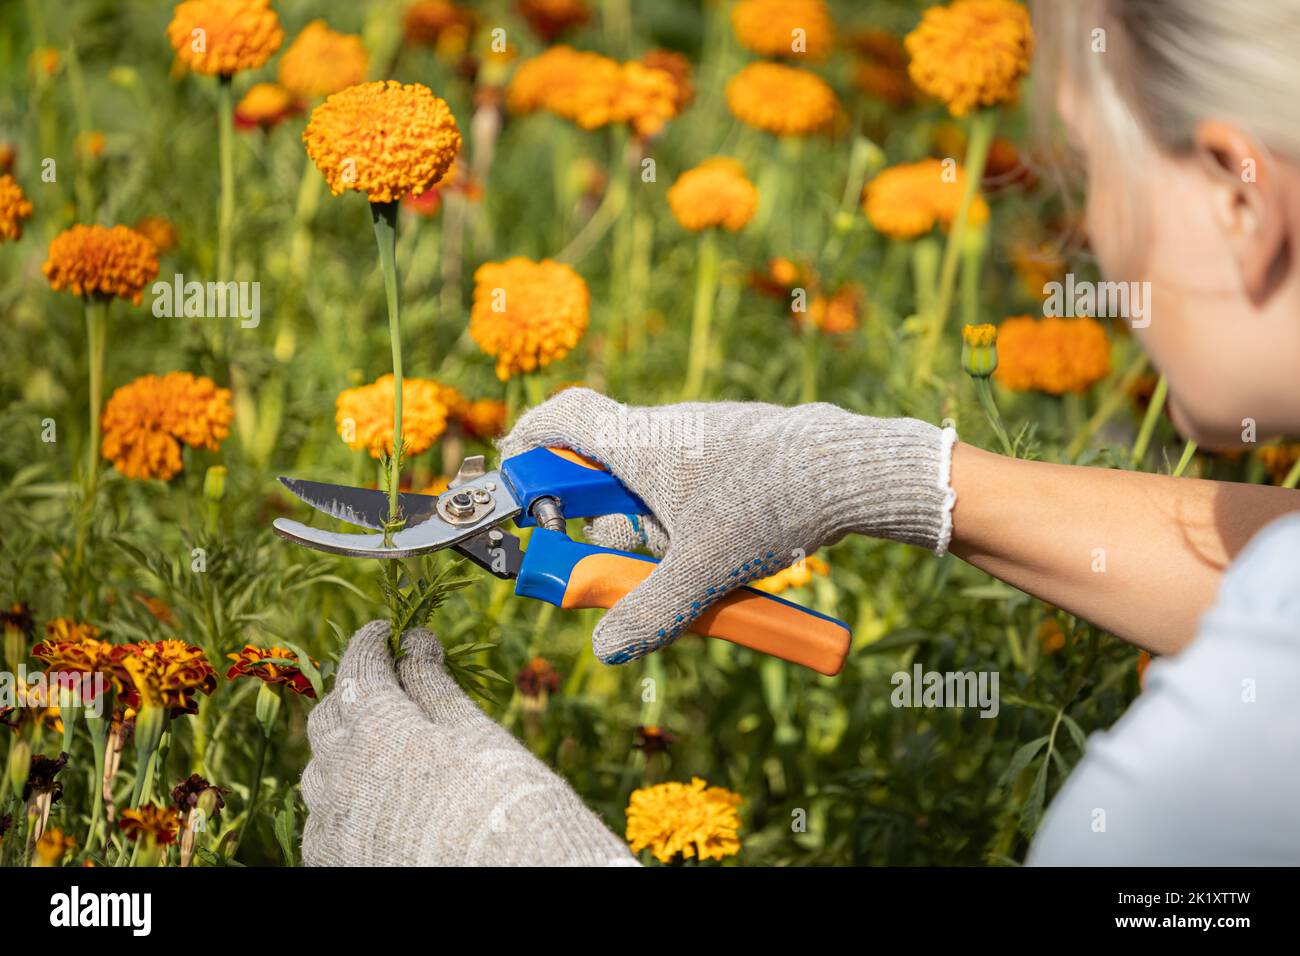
[1029,512,1300,865]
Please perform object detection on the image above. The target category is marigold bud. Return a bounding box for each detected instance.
[961,323,998,378]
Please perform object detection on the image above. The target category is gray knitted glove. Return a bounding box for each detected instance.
[499,388,957,665]
[301,621,635,866]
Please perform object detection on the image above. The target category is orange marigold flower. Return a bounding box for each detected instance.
[100,372,234,480]
[801,286,862,335]
[226,645,317,697]
[1010,240,1065,302]
[0,174,34,243]
[30,47,60,77]
[1257,443,1300,485]
[278,20,369,99]
[403,0,477,48]
[667,157,758,232]
[116,640,217,715]
[134,594,178,626]
[1037,617,1066,654]
[234,82,301,131]
[33,827,76,866]
[514,656,560,698]
[854,61,917,108]
[0,144,15,174]
[507,47,678,138]
[42,225,160,305]
[731,0,834,61]
[905,0,1033,117]
[850,28,909,67]
[641,49,694,112]
[625,777,743,864]
[725,62,838,137]
[133,215,179,254]
[862,159,989,240]
[304,80,461,204]
[458,397,508,440]
[75,131,105,160]
[994,315,1111,395]
[166,0,284,77]
[470,258,589,380]
[517,0,590,42]
[752,554,829,594]
[119,804,182,845]
[335,374,453,458]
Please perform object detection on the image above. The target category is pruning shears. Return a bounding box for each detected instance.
[272,447,850,675]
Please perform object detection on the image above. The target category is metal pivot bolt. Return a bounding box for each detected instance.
[530,496,566,532]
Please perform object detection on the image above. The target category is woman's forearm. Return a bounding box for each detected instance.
[948,442,1300,655]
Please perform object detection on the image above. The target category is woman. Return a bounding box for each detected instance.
[300,0,1300,865]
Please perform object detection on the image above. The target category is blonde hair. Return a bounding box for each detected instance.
[1030,0,1300,265]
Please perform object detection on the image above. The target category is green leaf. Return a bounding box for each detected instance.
[998,735,1048,788]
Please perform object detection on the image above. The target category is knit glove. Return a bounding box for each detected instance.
[499,388,957,665]
[301,621,635,867]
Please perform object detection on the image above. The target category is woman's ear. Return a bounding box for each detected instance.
[1193,120,1291,302]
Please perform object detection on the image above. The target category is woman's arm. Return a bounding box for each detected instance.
[949,442,1300,654]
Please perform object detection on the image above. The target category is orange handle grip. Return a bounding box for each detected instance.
[560,552,850,676]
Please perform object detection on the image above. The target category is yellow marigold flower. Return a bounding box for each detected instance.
[731,0,834,61]
[133,215,179,254]
[100,372,234,480]
[278,20,369,99]
[234,82,301,131]
[961,322,998,377]
[166,0,284,77]
[517,0,590,42]
[470,258,590,380]
[42,224,160,305]
[33,827,76,867]
[303,80,461,204]
[862,159,989,240]
[0,174,34,243]
[752,554,829,594]
[667,157,758,232]
[44,618,102,644]
[642,49,694,111]
[119,804,182,845]
[334,374,453,458]
[994,315,1111,395]
[905,0,1033,117]
[625,777,743,864]
[725,61,838,137]
[403,0,477,48]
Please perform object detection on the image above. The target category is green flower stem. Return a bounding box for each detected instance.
[557,126,629,265]
[523,372,546,408]
[73,297,108,582]
[1129,373,1168,468]
[911,237,940,317]
[1282,456,1300,490]
[371,200,404,536]
[917,109,996,379]
[974,377,1015,458]
[681,229,719,400]
[800,321,820,404]
[232,728,271,861]
[217,75,235,283]
[1171,440,1198,478]
[84,712,108,854]
[1063,349,1149,461]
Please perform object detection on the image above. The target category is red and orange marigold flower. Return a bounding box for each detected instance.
[226,645,317,697]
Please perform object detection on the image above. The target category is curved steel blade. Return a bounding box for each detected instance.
[278,477,440,531]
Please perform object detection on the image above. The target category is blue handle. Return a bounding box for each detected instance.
[514,527,653,605]
[502,447,649,527]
